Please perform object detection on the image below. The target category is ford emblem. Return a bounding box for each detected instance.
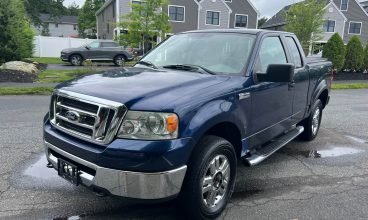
[65,111,80,122]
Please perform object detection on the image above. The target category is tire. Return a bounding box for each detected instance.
[113,55,126,66]
[299,99,323,141]
[179,135,237,219]
[69,54,83,66]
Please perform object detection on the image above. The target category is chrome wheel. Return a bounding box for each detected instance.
[202,155,230,208]
[71,55,81,65]
[312,107,321,135]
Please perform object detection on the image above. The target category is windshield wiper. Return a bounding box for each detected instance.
[136,60,158,69]
[163,64,216,75]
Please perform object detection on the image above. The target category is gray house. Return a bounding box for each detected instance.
[96,0,259,40]
[261,0,368,44]
[33,14,79,37]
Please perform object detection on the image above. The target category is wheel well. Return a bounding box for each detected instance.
[68,53,83,61]
[318,90,329,108]
[204,122,242,158]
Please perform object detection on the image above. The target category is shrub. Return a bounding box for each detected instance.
[344,36,364,71]
[322,33,345,71]
[0,0,34,64]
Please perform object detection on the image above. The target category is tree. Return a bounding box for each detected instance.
[285,0,326,54]
[258,17,268,28]
[322,33,345,72]
[78,0,105,38]
[66,2,80,16]
[0,0,34,64]
[119,0,171,53]
[344,36,364,71]
[24,0,68,25]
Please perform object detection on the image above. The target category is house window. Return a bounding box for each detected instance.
[349,22,362,34]
[73,25,77,30]
[235,14,248,28]
[340,0,349,11]
[55,23,58,28]
[107,23,110,33]
[206,11,220,25]
[323,20,335,32]
[102,11,104,22]
[168,6,185,22]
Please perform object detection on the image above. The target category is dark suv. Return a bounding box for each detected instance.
[60,40,134,66]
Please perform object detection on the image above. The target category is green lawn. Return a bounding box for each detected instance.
[28,57,65,64]
[0,87,54,95]
[332,83,368,90]
[37,69,97,83]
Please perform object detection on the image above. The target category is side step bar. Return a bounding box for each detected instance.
[243,126,304,166]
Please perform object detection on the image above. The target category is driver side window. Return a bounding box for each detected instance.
[255,37,287,73]
[89,42,100,49]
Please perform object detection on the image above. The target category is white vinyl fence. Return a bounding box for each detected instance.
[33,36,96,58]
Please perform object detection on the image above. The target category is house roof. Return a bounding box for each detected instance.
[261,0,330,29]
[39,13,78,24]
[96,0,114,16]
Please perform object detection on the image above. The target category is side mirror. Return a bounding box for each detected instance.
[85,46,91,50]
[257,64,295,83]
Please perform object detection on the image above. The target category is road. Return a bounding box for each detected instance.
[0,90,367,220]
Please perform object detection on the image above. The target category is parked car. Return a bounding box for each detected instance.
[60,40,134,66]
[44,29,332,219]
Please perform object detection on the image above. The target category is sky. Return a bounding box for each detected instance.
[63,0,364,18]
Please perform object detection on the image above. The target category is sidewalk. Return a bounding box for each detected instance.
[0,82,58,88]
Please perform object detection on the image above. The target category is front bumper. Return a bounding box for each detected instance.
[60,54,69,61]
[45,141,187,199]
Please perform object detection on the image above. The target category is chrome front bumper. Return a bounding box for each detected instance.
[45,141,187,200]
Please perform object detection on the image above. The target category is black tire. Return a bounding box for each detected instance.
[179,135,237,220]
[69,54,83,66]
[113,55,126,66]
[299,99,323,141]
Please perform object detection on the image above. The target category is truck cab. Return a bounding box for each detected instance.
[44,29,332,219]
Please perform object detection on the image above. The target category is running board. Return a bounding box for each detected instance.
[243,126,304,166]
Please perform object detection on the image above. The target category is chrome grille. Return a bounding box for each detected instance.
[50,90,127,145]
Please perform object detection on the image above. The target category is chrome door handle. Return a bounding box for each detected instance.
[239,92,251,100]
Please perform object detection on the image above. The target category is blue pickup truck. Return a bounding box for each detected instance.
[44,29,332,219]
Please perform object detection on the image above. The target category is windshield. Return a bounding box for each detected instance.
[139,33,256,75]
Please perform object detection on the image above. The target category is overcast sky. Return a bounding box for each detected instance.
[63,0,364,18]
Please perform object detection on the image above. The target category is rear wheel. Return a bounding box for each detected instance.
[179,135,237,219]
[299,99,323,141]
[113,55,126,66]
[70,54,83,66]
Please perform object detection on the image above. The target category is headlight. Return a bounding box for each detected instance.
[117,111,179,140]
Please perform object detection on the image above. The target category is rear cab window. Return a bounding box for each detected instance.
[285,37,303,68]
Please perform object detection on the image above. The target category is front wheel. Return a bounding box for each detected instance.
[299,99,323,141]
[69,54,83,66]
[179,135,237,219]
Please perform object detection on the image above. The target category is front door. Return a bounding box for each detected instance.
[83,41,101,60]
[248,36,294,147]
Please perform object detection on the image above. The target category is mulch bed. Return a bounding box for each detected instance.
[334,72,368,81]
[0,69,37,83]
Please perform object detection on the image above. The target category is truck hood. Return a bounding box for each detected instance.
[55,67,233,110]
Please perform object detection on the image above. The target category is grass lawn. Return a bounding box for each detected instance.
[27,57,65,64]
[37,69,97,83]
[332,83,368,90]
[0,87,54,95]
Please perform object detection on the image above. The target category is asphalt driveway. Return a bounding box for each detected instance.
[0,90,367,219]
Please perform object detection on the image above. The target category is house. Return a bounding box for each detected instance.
[95,0,259,40]
[33,13,79,37]
[261,0,368,44]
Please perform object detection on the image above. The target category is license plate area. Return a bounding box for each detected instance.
[58,158,79,185]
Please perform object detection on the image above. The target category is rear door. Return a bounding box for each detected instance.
[99,42,119,60]
[248,35,294,146]
[284,36,310,123]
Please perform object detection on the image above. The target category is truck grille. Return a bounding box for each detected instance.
[49,90,127,145]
